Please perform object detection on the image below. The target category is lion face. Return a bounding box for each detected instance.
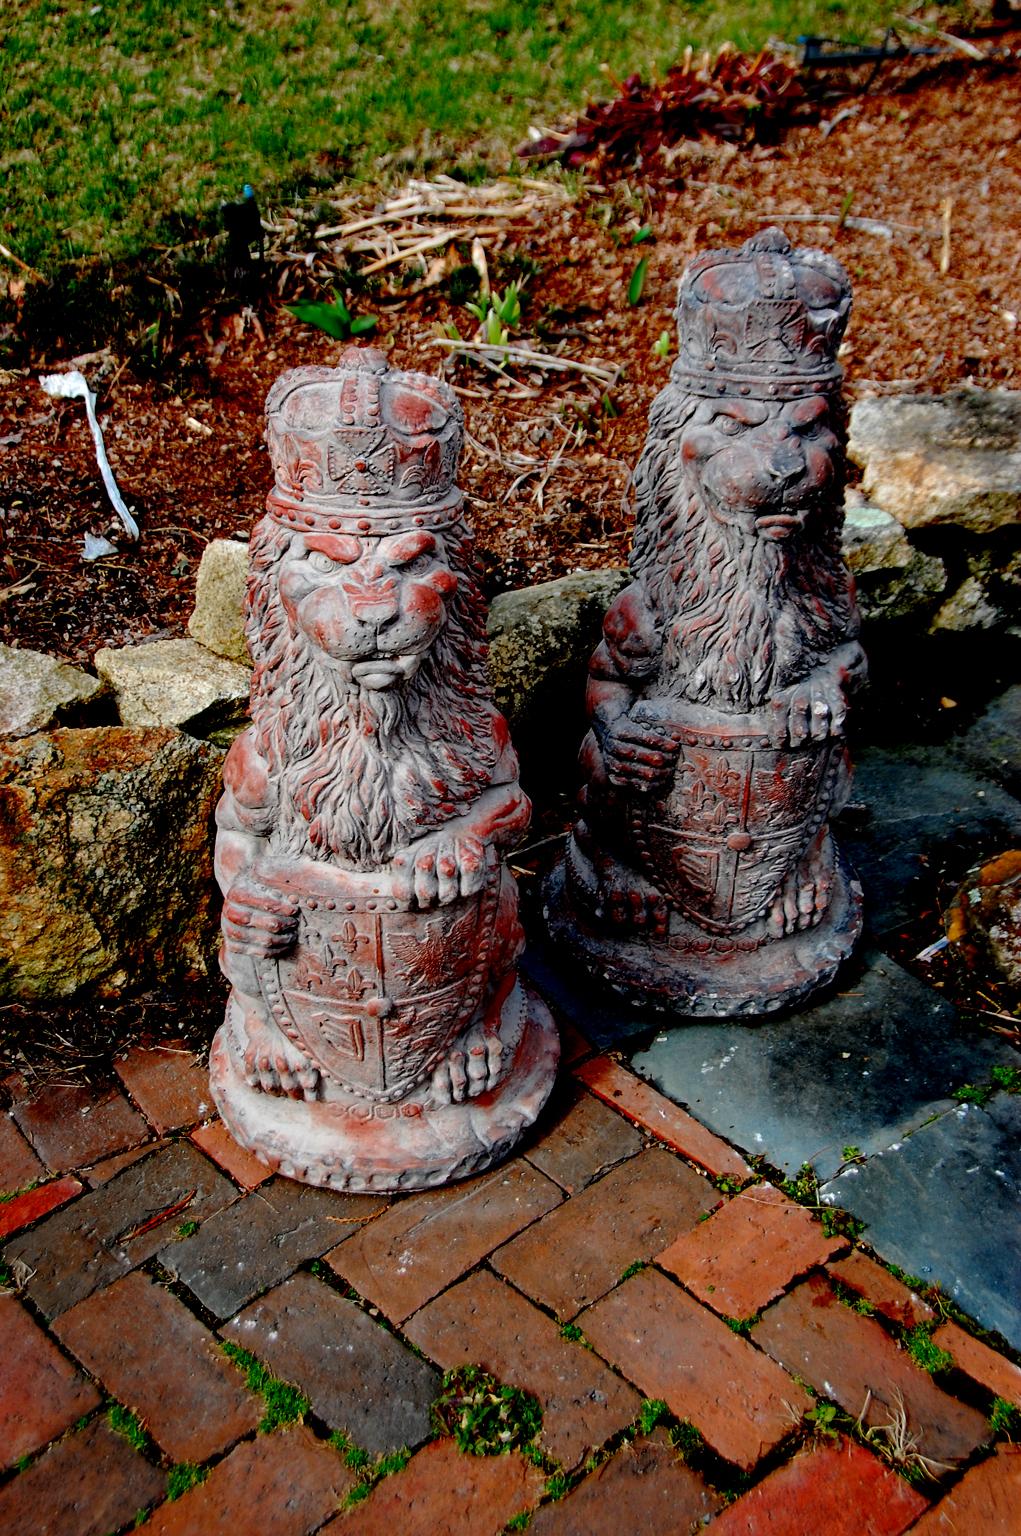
[277,528,459,692]
[679,395,841,542]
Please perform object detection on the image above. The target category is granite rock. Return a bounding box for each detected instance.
[841,497,947,624]
[95,638,250,739]
[0,644,108,738]
[946,848,1021,988]
[187,537,251,666]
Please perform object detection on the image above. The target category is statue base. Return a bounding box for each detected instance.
[209,980,559,1193]
[544,853,862,1020]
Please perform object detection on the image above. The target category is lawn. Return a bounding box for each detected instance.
[2,0,905,280]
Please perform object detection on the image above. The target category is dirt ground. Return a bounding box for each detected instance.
[1,57,1019,667]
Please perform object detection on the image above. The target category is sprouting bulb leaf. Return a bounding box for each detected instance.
[628,255,649,306]
[349,314,377,336]
[652,328,671,358]
[631,224,653,244]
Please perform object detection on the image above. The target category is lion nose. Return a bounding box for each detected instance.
[767,439,804,482]
[350,594,399,625]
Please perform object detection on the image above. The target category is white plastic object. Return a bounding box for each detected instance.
[39,370,140,541]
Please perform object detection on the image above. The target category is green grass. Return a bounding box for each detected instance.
[219,1341,310,1432]
[3,0,904,278]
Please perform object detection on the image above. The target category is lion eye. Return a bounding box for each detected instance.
[306,551,337,574]
[716,416,746,436]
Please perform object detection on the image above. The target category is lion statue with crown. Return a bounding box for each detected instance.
[209,349,557,1190]
[546,229,866,1015]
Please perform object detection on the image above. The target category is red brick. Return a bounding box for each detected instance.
[523,1083,645,1194]
[933,1320,1021,1409]
[581,1266,811,1471]
[710,1435,929,1535]
[492,1147,714,1319]
[658,1182,845,1319]
[0,1173,81,1239]
[191,1119,273,1190]
[827,1251,936,1329]
[573,1055,753,1182]
[83,1140,166,1186]
[139,1423,351,1536]
[0,1112,45,1191]
[907,1447,1021,1533]
[0,1417,165,1536]
[327,1158,561,1323]
[557,1018,596,1066]
[321,1438,545,1535]
[528,1429,722,1536]
[404,1270,642,1469]
[54,1271,261,1462]
[13,1081,147,1174]
[753,1273,989,1467]
[0,1293,101,1470]
[115,1044,213,1133]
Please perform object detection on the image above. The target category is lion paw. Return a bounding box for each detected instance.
[595,862,669,936]
[430,1029,505,1107]
[766,849,833,938]
[241,1016,321,1101]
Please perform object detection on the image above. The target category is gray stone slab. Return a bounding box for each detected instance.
[821,1092,1021,1351]
[159,1176,386,1319]
[955,684,1021,799]
[2,1141,237,1318]
[628,949,1015,1181]
[844,744,1021,937]
[223,1271,439,1455]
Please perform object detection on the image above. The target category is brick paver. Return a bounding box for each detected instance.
[327,1158,561,1323]
[523,1083,645,1193]
[191,1119,273,1190]
[710,1435,929,1535]
[528,1429,723,1536]
[0,1173,82,1240]
[82,1140,166,1186]
[492,1147,714,1318]
[0,1113,45,1190]
[906,1446,1021,1533]
[573,1055,753,1182]
[753,1273,989,1466]
[0,1293,101,1470]
[12,1082,148,1174]
[404,1270,642,1469]
[932,1320,1021,1408]
[138,1423,352,1536]
[114,1044,213,1133]
[0,1417,165,1536]
[826,1251,936,1329]
[160,1177,385,1319]
[658,1182,846,1318]
[54,1271,261,1462]
[322,1438,545,1534]
[580,1266,811,1471]
[223,1271,439,1455]
[2,1140,236,1318]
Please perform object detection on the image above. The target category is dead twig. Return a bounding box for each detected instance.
[430,337,620,387]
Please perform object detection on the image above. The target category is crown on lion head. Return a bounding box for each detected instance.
[671,228,851,402]
[264,347,465,534]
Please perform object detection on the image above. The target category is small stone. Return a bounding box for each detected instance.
[318,1439,545,1534]
[0,644,107,739]
[0,1418,165,1535]
[95,637,251,737]
[946,848,1021,987]
[187,538,251,666]
[0,1293,101,1469]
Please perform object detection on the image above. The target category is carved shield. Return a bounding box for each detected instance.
[254,860,498,1101]
[632,729,839,933]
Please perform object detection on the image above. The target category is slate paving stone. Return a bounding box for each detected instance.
[0,1293,101,1470]
[753,1273,990,1466]
[0,1112,45,1191]
[708,1436,929,1536]
[628,948,1015,1180]
[319,1438,545,1535]
[223,1272,439,1456]
[53,1271,261,1462]
[907,1446,1021,1534]
[527,1429,723,1536]
[522,1082,645,1194]
[114,1044,214,1133]
[580,1266,811,1471]
[137,1423,351,1536]
[159,1177,386,1319]
[843,744,1021,938]
[955,683,1021,799]
[0,1417,165,1536]
[0,1173,82,1240]
[12,1081,148,1174]
[820,1093,1021,1350]
[492,1147,716,1319]
[327,1158,561,1323]
[2,1140,237,1318]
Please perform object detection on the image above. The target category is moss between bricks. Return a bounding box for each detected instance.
[219,1341,310,1432]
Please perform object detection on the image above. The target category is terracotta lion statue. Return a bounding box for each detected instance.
[547,230,866,1016]
[209,350,557,1190]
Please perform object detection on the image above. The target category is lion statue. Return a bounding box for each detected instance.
[209,350,557,1190]
[547,230,866,1016]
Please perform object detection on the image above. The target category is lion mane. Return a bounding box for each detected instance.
[628,385,858,714]
[243,515,500,869]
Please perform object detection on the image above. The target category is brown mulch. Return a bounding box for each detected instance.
[1,62,1019,668]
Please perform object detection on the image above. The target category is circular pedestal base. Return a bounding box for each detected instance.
[209,982,559,1192]
[544,855,862,1019]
